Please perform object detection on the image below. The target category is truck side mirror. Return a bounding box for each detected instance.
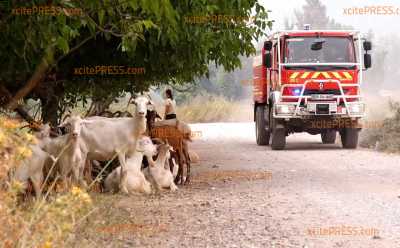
[264,41,272,51]
[364,54,371,69]
[363,41,372,51]
[264,53,272,68]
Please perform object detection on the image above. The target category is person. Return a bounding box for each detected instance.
[164,89,176,120]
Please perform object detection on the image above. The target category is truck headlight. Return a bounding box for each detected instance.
[348,103,365,115]
[276,104,296,114]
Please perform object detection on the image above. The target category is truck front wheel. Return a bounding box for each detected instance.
[340,128,359,149]
[255,105,270,145]
[321,130,336,144]
[271,128,286,150]
[270,115,286,150]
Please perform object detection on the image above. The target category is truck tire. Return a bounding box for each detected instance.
[255,105,270,145]
[321,130,336,144]
[340,128,359,149]
[270,116,286,150]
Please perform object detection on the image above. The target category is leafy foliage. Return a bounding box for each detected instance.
[0,0,272,123]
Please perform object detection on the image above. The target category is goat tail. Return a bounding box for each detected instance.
[172,158,179,178]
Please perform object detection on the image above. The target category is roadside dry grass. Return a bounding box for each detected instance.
[0,116,93,248]
[360,101,400,152]
[176,95,252,123]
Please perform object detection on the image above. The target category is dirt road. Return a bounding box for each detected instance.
[76,122,400,248]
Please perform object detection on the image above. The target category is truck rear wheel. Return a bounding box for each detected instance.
[340,128,359,149]
[321,130,336,144]
[255,105,270,145]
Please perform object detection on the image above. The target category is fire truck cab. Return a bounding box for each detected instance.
[253,29,372,150]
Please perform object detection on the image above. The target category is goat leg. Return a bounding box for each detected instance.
[184,149,191,184]
[170,182,178,192]
[174,153,183,185]
[31,173,43,198]
[117,152,129,194]
[178,150,187,184]
[73,164,87,188]
[79,159,88,188]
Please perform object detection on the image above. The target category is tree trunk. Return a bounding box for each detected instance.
[5,54,52,110]
[86,98,113,117]
[40,96,59,126]
[0,84,39,129]
[38,82,64,126]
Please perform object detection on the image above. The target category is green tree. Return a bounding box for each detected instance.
[1,0,272,125]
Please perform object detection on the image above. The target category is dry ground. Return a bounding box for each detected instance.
[72,122,400,248]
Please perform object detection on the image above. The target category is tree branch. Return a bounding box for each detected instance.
[5,50,53,110]
[52,31,101,67]
[5,31,100,111]
[0,84,38,127]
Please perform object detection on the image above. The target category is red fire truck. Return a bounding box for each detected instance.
[253,29,372,150]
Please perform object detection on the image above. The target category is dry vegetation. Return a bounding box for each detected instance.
[176,95,252,123]
[0,116,93,248]
[360,101,400,153]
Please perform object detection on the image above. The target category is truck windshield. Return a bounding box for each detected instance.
[285,37,355,64]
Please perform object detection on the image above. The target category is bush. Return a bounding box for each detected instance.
[0,116,93,247]
[360,101,400,152]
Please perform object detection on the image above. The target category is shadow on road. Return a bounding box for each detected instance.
[278,142,344,151]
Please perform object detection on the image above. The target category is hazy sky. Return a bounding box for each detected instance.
[261,0,400,36]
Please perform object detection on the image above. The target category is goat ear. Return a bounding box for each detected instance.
[58,121,68,128]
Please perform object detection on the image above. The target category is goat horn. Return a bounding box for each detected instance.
[62,114,71,122]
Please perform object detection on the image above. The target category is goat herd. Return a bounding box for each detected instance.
[13,95,195,198]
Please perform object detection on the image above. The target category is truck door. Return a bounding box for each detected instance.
[271,42,278,91]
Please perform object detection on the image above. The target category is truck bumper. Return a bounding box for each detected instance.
[273,101,365,119]
[272,79,365,119]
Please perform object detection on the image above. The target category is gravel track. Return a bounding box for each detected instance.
[75,122,400,248]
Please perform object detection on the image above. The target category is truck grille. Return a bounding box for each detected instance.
[304,89,347,95]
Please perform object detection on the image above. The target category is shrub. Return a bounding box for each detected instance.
[0,116,93,247]
[360,101,400,152]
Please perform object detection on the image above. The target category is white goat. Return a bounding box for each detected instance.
[104,136,156,194]
[13,144,54,198]
[12,124,57,197]
[80,96,151,193]
[145,143,179,192]
[41,116,88,187]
